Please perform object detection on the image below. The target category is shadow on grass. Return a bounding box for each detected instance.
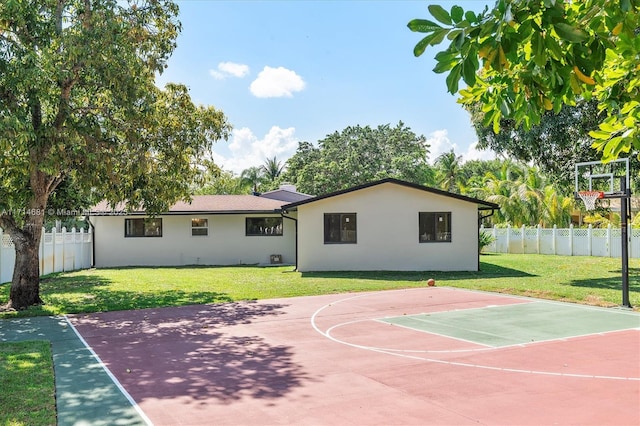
[1,273,234,318]
[300,261,535,282]
[568,270,640,292]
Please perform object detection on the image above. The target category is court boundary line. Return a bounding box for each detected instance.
[64,316,153,426]
[311,288,640,381]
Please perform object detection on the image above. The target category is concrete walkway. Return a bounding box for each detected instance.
[0,316,148,426]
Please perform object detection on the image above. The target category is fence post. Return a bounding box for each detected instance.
[79,228,85,269]
[521,225,525,253]
[61,227,67,272]
[51,227,56,274]
[536,224,541,254]
[39,227,45,276]
[569,224,574,256]
[72,227,76,271]
[607,224,612,257]
[587,225,592,256]
[552,225,557,255]
[506,225,511,254]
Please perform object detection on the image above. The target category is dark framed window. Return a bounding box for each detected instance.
[419,212,451,242]
[246,217,283,236]
[125,218,162,237]
[324,213,357,244]
[191,218,208,236]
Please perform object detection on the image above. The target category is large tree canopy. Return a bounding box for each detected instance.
[0,0,230,309]
[408,0,639,161]
[470,99,605,188]
[281,122,430,195]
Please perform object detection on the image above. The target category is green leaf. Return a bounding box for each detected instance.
[462,56,477,86]
[544,34,563,60]
[589,129,612,140]
[465,11,477,24]
[428,4,452,25]
[407,19,442,33]
[433,58,457,74]
[413,34,435,57]
[532,33,546,67]
[430,28,449,46]
[445,63,462,94]
[553,23,589,43]
[451,6,464,24]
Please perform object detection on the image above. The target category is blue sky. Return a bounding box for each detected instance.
[155,1,494,174]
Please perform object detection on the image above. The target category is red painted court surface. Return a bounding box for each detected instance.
[68,287,640,425]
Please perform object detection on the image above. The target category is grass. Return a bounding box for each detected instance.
[1,253,638,318]
[0,341,56,426]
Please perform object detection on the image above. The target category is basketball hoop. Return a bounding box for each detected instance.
[578,191,604,211]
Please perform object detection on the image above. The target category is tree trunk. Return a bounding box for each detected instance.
[9,232,43,309]
[6,209,46,310]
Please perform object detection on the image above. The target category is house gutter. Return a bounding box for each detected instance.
[279,210,298,271]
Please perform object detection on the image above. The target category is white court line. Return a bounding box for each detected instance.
[64,316,154,426]
[310,289,640,381]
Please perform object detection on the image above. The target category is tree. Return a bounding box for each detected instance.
[281,122,431,195]
[470,99,606,188]
[408,1,639,161]
[0,1,230,309]
[434,150,463,193]
[261,156,285,182]
[193,169,246,195]
[240,167,265,194]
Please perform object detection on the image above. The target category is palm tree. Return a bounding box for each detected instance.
[261,156,285,183]
[240,166,264,194]
[434,150,463,193]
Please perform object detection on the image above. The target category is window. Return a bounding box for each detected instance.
[324,213,357,244]
[191,218,208,236]
[246,217,283,236]
[125,218,162,237]
[419,212,451,242]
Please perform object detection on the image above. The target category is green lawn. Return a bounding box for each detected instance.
[1,253,638,318]
[0,341,56,426]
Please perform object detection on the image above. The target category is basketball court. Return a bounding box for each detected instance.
[66,287,640,425]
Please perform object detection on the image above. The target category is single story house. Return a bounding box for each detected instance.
[89,179,497,271]
[89,190,310,268]
[281,178,498,272]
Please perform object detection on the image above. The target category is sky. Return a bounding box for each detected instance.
[154,0,495,175]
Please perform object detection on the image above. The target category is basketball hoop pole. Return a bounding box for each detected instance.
[620,178,631,308]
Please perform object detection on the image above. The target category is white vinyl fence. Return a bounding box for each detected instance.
[481,224,640,258]
[0,227,93,284]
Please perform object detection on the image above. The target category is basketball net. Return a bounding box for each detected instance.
[578,191,604,211]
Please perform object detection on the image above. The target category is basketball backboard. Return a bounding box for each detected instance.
[574,158,631,199]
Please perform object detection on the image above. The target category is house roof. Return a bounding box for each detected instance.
[281,178,499,211]
[259,188,314,203]
[90,195,287,216]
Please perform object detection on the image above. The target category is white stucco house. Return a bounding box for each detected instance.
[281,178,498,272]
[89,191,307,268]
[88,179,497,271]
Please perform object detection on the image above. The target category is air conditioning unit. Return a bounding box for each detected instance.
[270,254,282,264]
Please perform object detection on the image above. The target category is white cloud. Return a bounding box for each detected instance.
[209,61,249,80]
[250,66,305,98]
[426,129,457,164]
[426,129,496,164]
[213,126,299,174]
[462,141,497,162]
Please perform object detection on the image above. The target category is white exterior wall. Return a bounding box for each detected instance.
[296,183,479,271]
[91,214,296,267]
